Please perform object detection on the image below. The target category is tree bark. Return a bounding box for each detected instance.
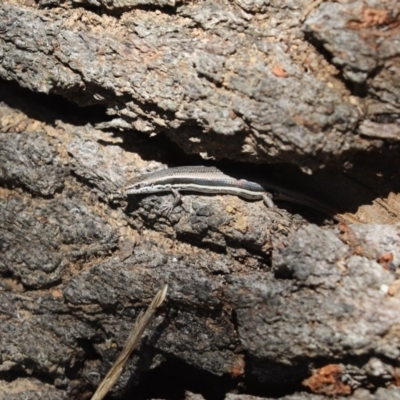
[1,0,400,399]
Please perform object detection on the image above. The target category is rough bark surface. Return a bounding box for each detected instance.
[0,0,398,167]
[1,0,400,399]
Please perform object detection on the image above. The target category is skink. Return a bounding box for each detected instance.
[124,166,357,223]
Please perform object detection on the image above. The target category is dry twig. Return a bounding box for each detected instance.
[91,285,168,400]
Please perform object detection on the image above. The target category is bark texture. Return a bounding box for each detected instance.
[1,0,400,399]
[0,0,398,167]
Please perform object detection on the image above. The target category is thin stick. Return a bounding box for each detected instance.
[91,285,168,400]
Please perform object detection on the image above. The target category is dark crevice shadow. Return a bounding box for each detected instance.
[241,353,396,398]
[0,79,111,126]
[0,364,55,386]
[122,357,237,400]
[39,2,179,19]
[303,31,370,98]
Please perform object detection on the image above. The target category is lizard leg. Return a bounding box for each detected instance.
[262,193,275,208]
[160,188,182,215]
